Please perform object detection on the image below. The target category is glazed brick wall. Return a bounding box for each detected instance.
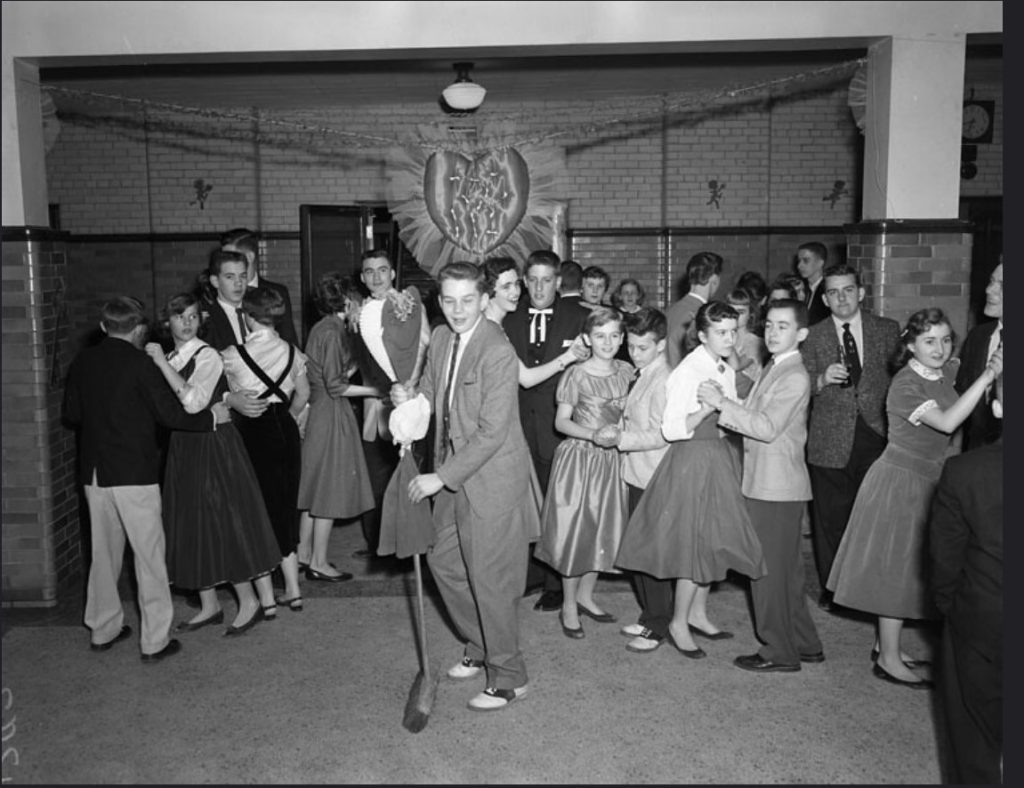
[2,235,80,606]
[850,229,973,334]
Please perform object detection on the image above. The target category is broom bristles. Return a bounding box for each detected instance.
[402,669,440,733]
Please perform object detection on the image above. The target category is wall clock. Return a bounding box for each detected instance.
[962,100,995,144]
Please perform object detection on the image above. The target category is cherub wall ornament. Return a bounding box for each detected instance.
[706,179,726,209]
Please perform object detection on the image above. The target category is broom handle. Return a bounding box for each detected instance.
[413,552,429,678]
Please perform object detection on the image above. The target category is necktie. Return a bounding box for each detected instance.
[236,308,249,341]
[842,322,861,387]
[441,332,461,463]
[626,370,640,396]
[528,307,553,345]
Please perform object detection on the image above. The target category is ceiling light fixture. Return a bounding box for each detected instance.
[441,62,486,112]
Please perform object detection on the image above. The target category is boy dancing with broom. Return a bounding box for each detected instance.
[393,261,535,713]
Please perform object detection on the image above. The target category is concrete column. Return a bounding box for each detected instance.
[2,59,49,227]
[862,35,966,220]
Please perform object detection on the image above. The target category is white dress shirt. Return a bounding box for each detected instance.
[662,344,737,441]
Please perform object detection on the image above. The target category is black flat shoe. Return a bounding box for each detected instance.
[577,603,617,623]
[175,610,224,633]
[298,561,310,572]
[224,606,264,637]
[690,625,734,641]
[733,653,799,673]
[868,646,933,667]
[305,567,354,583]
[666,632,706,660]
[534,590,563,612]
[872,663,933,690]
[559,612,585,639]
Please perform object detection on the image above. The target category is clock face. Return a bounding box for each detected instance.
[962,103,993,141]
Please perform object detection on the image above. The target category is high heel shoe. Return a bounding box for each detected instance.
[175,609,224,633]
[870,647,931,669]
[577,603,617,623]
[260,603,277,621]
[872,663,934,690]
[559,612,585,639]
[666,631,706,660]
[224,606,264,637]
[275,595,304,612]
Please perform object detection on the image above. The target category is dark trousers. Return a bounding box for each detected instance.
[360,436,399,553]
[808,415,887,587]
[746,498,822,665]
[626,483,673,637]
[524,450,561,594]
[234,403,300,556]
[939,623,1002,784]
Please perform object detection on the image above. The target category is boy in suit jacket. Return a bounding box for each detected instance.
[504,250,589,610]
[929,374,1002,784]
[220,227,298,346]
[395,262,534,712]
[955,259,1002,451]
[63,297,229,661]
[796,241,831,326]
[699,299,823,672]
[665,251,723,368]
[800,264,901,610]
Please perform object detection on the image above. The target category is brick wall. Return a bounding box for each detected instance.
[2,230,80,606]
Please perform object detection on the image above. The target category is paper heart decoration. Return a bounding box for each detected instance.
[423,148,530,256]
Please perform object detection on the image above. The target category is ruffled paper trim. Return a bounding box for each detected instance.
[386,121,567,275]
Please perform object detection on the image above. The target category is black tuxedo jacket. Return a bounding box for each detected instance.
[929,439,1002,659]
[955,320,1001,451]
[806,280,831,325]
[62,337,214,487]
[504,294,589,466]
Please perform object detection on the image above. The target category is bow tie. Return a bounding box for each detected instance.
[528,307,552,345]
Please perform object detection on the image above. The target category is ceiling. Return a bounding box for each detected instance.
[41,42,1002,116]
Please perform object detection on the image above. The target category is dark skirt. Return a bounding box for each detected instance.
[163,423,281,589]
[615,436,766,583]
[233,403,301,556]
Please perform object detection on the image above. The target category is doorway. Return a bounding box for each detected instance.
[299,204,433,343]
[959,195,1002,330]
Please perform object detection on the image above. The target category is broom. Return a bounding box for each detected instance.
[402,552,440,733]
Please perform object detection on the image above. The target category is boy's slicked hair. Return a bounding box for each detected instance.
[582,265,611,288]
[686,251,724,286]
[559,260,583,290]
[208,248,249,277]
[101,296,148,334]
[765,298,809,329]
[438,261,486,294]
[623,306,667,341]
[526,249,561,274]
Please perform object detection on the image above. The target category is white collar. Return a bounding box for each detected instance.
[908,358,943,381]
[771,348,800,365]
[171,336,204,359]
[689,291,708,305]
[217,296,244,313]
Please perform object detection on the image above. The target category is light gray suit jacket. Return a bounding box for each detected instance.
[420,319,532,518]
[717,352,812,502]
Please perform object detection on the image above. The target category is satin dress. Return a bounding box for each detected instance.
[535,361,632,577]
